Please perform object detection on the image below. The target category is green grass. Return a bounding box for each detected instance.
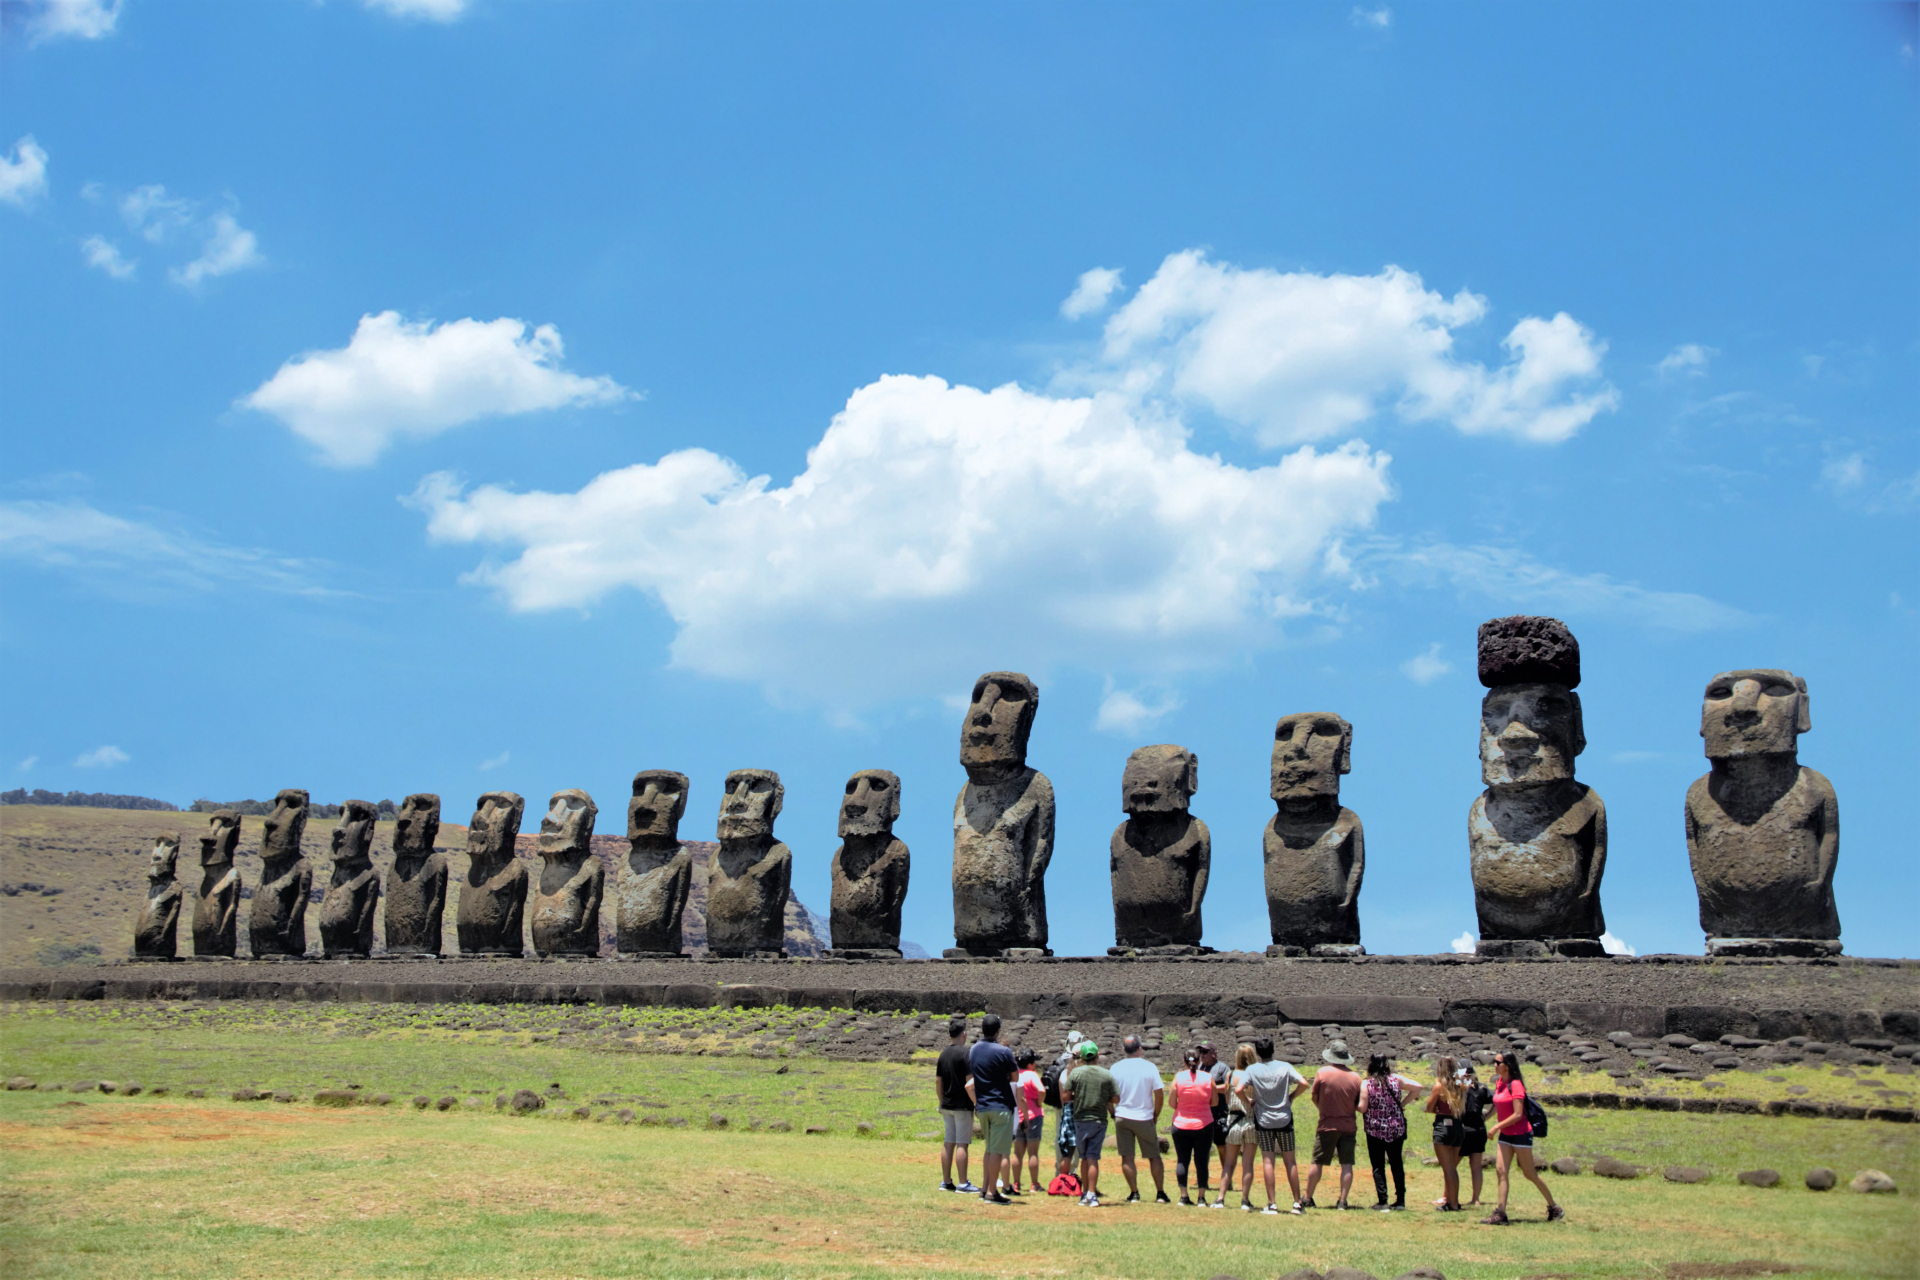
[3,1004,1917,1279]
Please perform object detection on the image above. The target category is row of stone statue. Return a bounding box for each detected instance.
[132,616,1843,962]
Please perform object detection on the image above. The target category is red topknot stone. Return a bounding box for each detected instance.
[1477,616,1581,689]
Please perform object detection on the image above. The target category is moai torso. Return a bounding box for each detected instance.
[529,790,604,956]
[457,791,528,956]
[1263,714,1363,950]
[192,810,242,958]
[1111,746,1208,949]
[319,801,381,958]
[249,789,313,958]
[385,794,447,956]
[831,770,911,952]
[133,835,183,959]
[1685,670,1840,944]
[952,672,1054,953]
[707,770,791,955]
[617,771,693,956]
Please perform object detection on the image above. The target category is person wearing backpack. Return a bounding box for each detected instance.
[1012,1049,1045,1195]
[1043,1038,1078,1184]
[1358,1053,1427,1211]
[1481,1051,1563,1225]
[1455,1064,1492,1207]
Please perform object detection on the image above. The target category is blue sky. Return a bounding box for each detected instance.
[2,0,1915,959]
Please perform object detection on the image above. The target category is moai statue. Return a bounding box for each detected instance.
[191,809,242,958]
[529,789,605,957]
[1686,670,1840,957]
[1468,617,1607,957]
[384,794,447,957]
[617,770,693,958]
[132,834,183,960]
[950,672,1055,957]
[318,800,381,959]
[456,791,528,957]
[1110,746,1210,954]
[707,770,791,957]
[249,789,313,959]
[828,769,911,959]
[1265,714,1365,956]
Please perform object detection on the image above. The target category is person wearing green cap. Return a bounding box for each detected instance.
[1061,1040,1117,1206]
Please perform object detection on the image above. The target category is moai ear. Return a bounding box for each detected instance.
[769,780,785,822]
[1185,751,1200,797]
[1568,692,1587,758]
[1794,675,1811,734]
[1337,722,1353,776]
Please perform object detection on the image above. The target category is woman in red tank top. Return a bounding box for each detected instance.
[1482,1052,1562,1226]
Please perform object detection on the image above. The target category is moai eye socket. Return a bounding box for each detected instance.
[992,684,1027,706]
[869,777,890,792]
[845,780,860,795]
[1276,722,1294,741]
[749,779,773,795]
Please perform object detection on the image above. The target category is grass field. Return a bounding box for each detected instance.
[3,1003,1916,1279]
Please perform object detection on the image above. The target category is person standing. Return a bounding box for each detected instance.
[1197,1042,1233,1195]
[1304,1039,1362,1209]
[934,1017,978,1194]
[1061,1040,1118,1207]
[1109,1035,1171,1204]
[1047,1036,1080,1185]
[1482,1052,1562,1225]
[1215,1043,1258,1209]
[1012,1049,1045,1195]
[1425,1054,1467,1211]
[1236,1037,1308,1215]
[966,1013,1018,1205]
[1359,1053,1426,1210]
[1457,1064,1492,1206]
[1168,1050,1217,1205]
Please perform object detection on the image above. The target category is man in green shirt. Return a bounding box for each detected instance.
[1061,1040,1118,1207]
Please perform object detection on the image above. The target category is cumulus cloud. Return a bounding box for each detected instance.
[0,136,50,207]
[81,235,135,280]
[1094,251,1617,446]
[171,212,262,286]
[74,744,129,768]
[1094,682,1183,734]
[1351,6,1391,29]
[364,0,468,19]
[0,499,328,596]
[9,0,119,42]
[1656,343,1715,378]
[1400,642,1449,684]
[1061,266,1123,320]
[243,312,635,466]
[1450,930,1476,954]
[1600,930,1636,957]
[108,184,264,287]
[415,374,1395,702]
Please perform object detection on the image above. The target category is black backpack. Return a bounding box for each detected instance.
[1042,1054,1072,1108]
[1524,1094,1549,1139]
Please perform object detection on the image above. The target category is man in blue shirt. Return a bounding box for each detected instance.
[966,1012,1018,1205]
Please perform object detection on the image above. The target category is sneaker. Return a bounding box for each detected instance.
[1239,1200,1255,1212]
[1123,1191,1140,1204]
[939,1181,956,1193]
[1290,1203,1304,1216]
[1372,1202,1392,1212]
[1155,1191,1172,1205]
[1000,1184,1021,1197]
[1480,1208,1510,1226]
[1547,1204,1565,1222]
[955,1181,980,1194]
[1079,1192,1094,1207]
[1261,1203,1280,1215]
[1086,1194,1100,1208]
[1389,1202,1406,1211]
[1303,1197,1318,1209]
[1209,1198,1225,1210]
[981,1192,1011,1205]
[1179,1195,1194,1207]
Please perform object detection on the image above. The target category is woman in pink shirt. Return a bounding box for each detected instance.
[1482,1052,1562,1225]
[1169,1049,1219,1206]
[1011,1049,1046,1195]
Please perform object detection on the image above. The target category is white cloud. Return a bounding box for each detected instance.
[17,756,38,772]
[121,184,194,241]
[74,744,129,768]
[13,0,119,42]
[1450,930,1476,954]
[1094,682,1184,734]
[1351,6,1392,29]
[365,0,469,20]
[244,312,635,466]
[0,499,329,596]
[1399,642,1449,684]
[1822,453,1866,491]
[1655,343,1715,378]
[1061,266,1123,320]
[0,136,50,207]
[478,750,510,771]
[415,374,1395,703]
[1600,930,1636,957]
[1095,251,1617,446]
[170,212,262,286]
[80,235,135,280]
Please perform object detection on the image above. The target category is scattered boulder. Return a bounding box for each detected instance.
[147,1087,168,1097]
[461,1097,484,1110]
[116,1083,142,1096]
[1594,1157,1640,1179]
[1420,1155,1441,1167]
[232,1087,260,1101]
[1737,1169,1780,1188]
[616,1108,635,1124]
[510,1089,544,1115]
[313,1090,358,1107]
[805,1124,829,1134]
[272,1091,297,1103]
[1664,1167,1710,1184]
[856,1121,874,1135]
[767,1119,792,1132]
[1393,1271,1446,1280]
[1326,1270,1381,1280]
[71,1081,98,1094]
[412,1095,431,1109]
[1804,1168,1836,1190]
[668,1116,688,1127]
[5,1077,35,1091]
[435,1096,456,1111]
[371,1094,392,1106]
[708,1113,729,1128]
[186,1089,206,1099]
[1849,1169,1897,1194]
[1277,1272,1325,1280]
[1550,1157,1582,1175]
[571,1106,590,1120]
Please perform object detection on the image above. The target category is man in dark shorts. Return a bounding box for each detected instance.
[934,1017,978,1193]
[1305,1039,1362,1209]
[1459,1066,1492,1205]
[965,1013,1018,1204]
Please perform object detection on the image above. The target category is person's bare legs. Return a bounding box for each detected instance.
[1467,1151,1484,1204]
[1337,1159,1354,1207]
[1120,1137,1141,1197]
[981,1149,1004,1199]
[1436,1143,1461,1208]
[1508,1144,1556,1214]
[942,1141,969,1188]
[1281,1152,1302,1206]
[1494,1142,1514,1214]
[1080,1155,1102,1200]
[1262,1150,1278,1206]
[1148,1149,1167,1196]
[1305,1161,1324,1203]
[1216,1143,1239,1202]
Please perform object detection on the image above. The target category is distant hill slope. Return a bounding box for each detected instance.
[0,805,823,964]
[1,790,178,812]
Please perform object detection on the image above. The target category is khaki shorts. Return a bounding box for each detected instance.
[1114,1116,1159,1160]
[1224,1117,1257,1146]
[978,1107,1014,1158]
[1312,1130,1356,1166]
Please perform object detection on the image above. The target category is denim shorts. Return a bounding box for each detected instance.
[1074,1118,1108,1161]
[1498,1132,1533,1149]
[1015,1115,1043,1144]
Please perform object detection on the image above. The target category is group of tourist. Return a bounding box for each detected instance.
[934,1019,1562,1225]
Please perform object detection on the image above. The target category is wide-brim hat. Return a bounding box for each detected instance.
[1322,1039,1355,1065]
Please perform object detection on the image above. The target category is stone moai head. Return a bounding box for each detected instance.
[149,834,179,880]
[1270,713,1351,802]
[839,769,901,838]
[718,769,783,842]
[537,790,598,857]
[331,800,377,866]
[628,770,690,842]
[1477,616,1584,787]
[467,791,525,862]
[261,789,310,861]
[199,810,241,869]
[394,794,441,858]
[1701,669,1808,760]
[960,671,1039,772]
[1122,745,1197,816]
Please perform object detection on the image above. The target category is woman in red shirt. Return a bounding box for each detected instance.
[1012,1049,1046,1195]
[1482,1052,1562,1225]
[1168,1050,1219,1206]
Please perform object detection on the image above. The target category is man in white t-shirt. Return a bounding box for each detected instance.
[1109,1035,1171,1204]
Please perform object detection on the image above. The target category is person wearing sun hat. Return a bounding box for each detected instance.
[1304,1038,1362,1209]
[1061,1039,1117,1207]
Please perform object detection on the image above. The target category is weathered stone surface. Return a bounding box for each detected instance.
[1736,1168,1780,1187]
[1593,1156,1639,1179]
[707,771,791,956]
[1392,1271,1446,1280]
[191,810,243,958]
[1804,1167,1837,1190]
[1110,745,1208,949]
[1264,713,1363,950]
[1276,1272,1325,1280]
[385,794,447,957]
[529,790,604,957]
[618,771,693,957]
[133,834,182,959]
[1664,1166,1709,1184]
[1549,1156,1581,1175]
[1470,619,1605,951]
[1686,670,1841,955]
[952,673,1054,954]
[319,800,381,959]
[1325,1269,1380,1280]
[249,790,313,958]
[457,792,528,956]
[831,769,910,954]
[1849,1169,1896,1193]
[510,1088,544,1114]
